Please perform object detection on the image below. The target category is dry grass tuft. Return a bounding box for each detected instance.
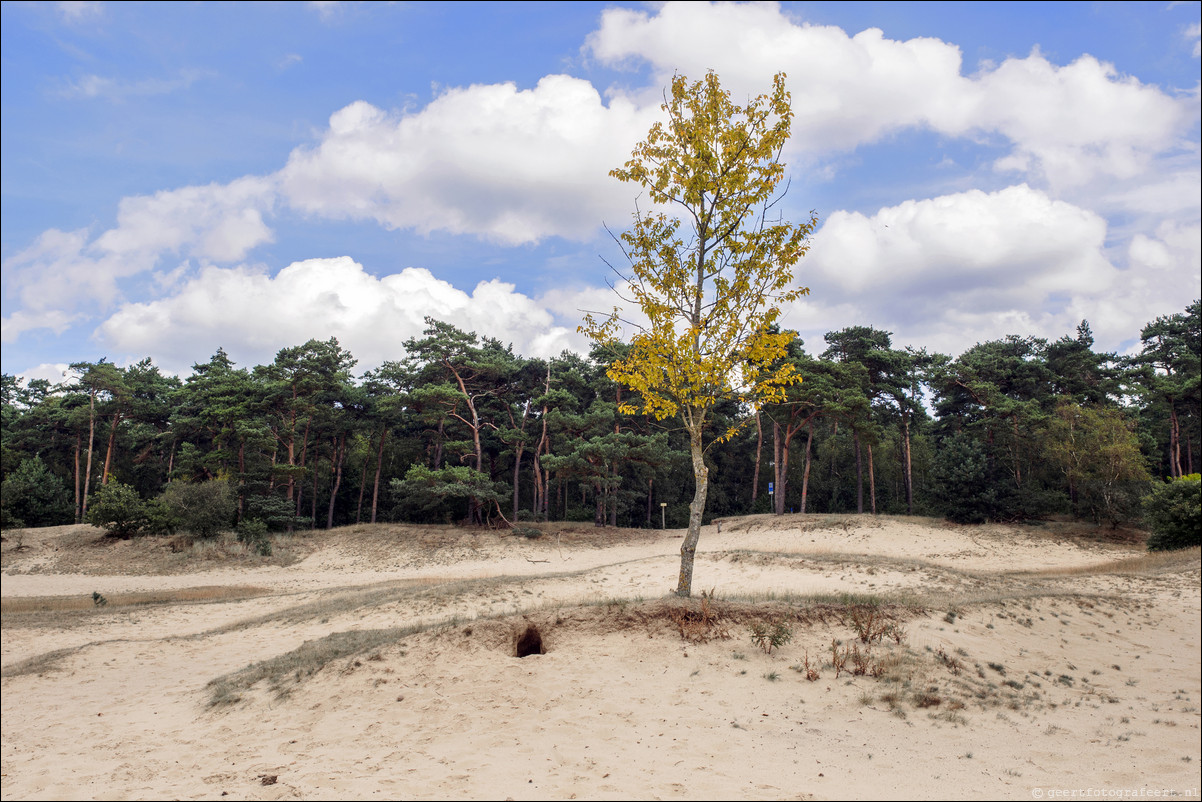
[1,585,271,615]
[206,626,427,706]
[1,645,87,678]
[1028,547,1200,577]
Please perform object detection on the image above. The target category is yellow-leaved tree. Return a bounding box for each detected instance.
[582,71,817,597]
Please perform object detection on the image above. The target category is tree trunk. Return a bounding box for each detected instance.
[237,441,246,522]
[73,433,82,523]
[594,484,604,527]
[773,420,784,515]
[532,437,544,519]
[854,431,864,514]
[829,420,839,512]
[371,426,387,524]
[800,421,813,514]
[675,421,708,597]
[326,433,345,530]
[867,441,876,514]
[752,411,762,504]
[81,389,96,519]
[902,415,913,514]
[512,443,524,522]
[296,414,313,517]
[310,460,319,526]
[533,365,550,520]
[777,425,792,515]
[101,412,122,485]
[1169,405,1182,477]
[356,451,368,524]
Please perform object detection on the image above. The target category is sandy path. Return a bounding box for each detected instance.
[2,516,1198,800]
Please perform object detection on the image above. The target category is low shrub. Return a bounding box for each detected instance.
[161,480,235,539]
[85,482,147,538]
[236,518,272,556]
[1,457,73,529]
[749,619,793,654]
[1144,474,1201,551]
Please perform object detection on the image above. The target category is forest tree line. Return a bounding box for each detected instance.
[2,301,1198,535]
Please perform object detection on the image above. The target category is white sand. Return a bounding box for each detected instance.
[2,515,1199,800]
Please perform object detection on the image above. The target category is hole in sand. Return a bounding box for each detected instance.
[515,624,544,657]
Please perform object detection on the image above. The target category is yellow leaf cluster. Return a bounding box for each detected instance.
[581,71,815,444]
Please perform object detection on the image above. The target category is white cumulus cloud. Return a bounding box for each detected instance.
[586,2,1192,191]
[278,76,653,244]
[782,185,1146,355]
[94,257,585,374]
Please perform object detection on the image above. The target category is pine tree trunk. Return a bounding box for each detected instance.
[829,420,839,512]
[801,421,813,514]
[867,441,876,514]
[777,426,792,515]
[296,415,313,517]
[855,432,864,514]
[101,412,122,485]
[73,433,82,523]
[237,441,246,522]
[326,433,345,529]
[310,461,319,526]
[902,415,913,514]
[371,426,387,524]
[1169,405,1182,477]
[356,451,367,524]
[512,444,523,522]
[773,421,784,515]
[81,389,96,519]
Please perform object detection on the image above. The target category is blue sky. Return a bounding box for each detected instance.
[2,1,1199,380]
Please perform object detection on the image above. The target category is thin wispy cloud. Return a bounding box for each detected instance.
[56,69,209,101]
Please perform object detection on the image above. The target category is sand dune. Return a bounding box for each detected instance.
[2,515,1199,800]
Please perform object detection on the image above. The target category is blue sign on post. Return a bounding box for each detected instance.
[769,482,774,494]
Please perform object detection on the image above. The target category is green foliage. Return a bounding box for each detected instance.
[85,482,148,539]
[1,456,73,529]
[242,493,304,532]
[236,518,273,555]
[161,480,235,539]
[749,619,793,654]
[141,497,177,536]
[1043,401,1150,525]
[0,300,1196,537]
[1144,474,1201,551]
[390,465,508,523]
[930,431,1063,523]
[930,431,997,524]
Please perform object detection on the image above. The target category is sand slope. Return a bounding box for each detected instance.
[2,515,1199,800]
